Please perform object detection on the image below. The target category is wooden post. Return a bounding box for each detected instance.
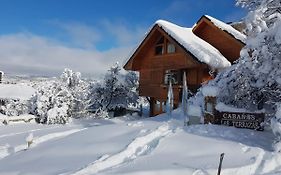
[0,71,3,83]
[140,104,143,117]
[204,96,217,124]
[217,153,225,175]
[27,141,33,148]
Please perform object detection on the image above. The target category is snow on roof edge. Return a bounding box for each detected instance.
[204,15,246,43]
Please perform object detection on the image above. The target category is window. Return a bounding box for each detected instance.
[167,43,176,53]
[155,45,164,55]
[164,70,180,85]
[155,37,176,55]
[155,37,164,55]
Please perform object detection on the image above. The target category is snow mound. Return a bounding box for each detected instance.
[0,84,35,100]
[188,105,202,117]
[216,103,249,113]
[202,86,219,97]
[216,103,265,113]
[156,20,231,69]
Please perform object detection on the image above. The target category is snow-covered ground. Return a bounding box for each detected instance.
[0,83,35,100]
[0,113,279,175]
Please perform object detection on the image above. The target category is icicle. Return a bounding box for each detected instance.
[182,72,189,125]
[166,80,174,117]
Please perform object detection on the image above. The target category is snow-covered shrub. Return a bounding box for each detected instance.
[61,68,81,88]
[0,99,30,116]
[60,69,90,118]
[88,63,139,117]
[32,69,90,124]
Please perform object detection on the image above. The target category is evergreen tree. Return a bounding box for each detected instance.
[88,63,138,117]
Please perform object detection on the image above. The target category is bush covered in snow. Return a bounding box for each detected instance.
[88,63,139,118]
[30,65,138,123]
[31,69,90,124]
[0,99,30,116]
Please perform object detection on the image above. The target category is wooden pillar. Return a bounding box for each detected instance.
[0,72,3,83]
[149,97,155,117]
[204,96,217,124]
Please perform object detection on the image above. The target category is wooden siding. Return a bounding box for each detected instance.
[193,18,244,63]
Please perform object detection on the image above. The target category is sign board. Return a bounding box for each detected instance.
[216,111,265,131]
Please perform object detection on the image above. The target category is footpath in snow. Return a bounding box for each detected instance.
[71,123,173,175]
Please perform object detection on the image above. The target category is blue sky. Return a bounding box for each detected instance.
[0,0,246,77]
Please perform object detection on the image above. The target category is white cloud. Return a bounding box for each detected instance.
[50,20,102,49]
[101,19,147,46]
[0,32,133,78]
[0,18,148,78]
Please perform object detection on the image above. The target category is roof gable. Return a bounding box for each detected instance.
[124,20,231,70]
[156,20,231,69]
[193,15,246,44]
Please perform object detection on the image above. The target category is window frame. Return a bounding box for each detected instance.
[154,37,176,56]
[167,42,176,54]
[164,69,181,85]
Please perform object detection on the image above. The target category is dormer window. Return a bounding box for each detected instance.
[155,36,176,55]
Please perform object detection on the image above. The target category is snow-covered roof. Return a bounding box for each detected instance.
[0,84,36,100]
[156,20,231,69]
[204,15,246,43]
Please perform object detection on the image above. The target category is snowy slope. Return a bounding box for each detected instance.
[0,114,279,175]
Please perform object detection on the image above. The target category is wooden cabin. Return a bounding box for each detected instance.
[123,15,246,116]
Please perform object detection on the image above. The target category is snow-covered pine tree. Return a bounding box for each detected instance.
[166,80,174,117]
[88,63,138,117]
[60,68,90,118]
[100,63,125,111]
